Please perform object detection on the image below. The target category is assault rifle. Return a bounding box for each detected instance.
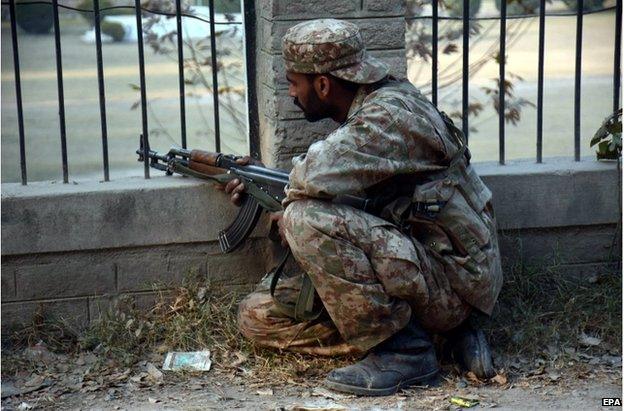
[137,137,377,254]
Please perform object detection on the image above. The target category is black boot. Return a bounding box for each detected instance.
[324,321,439,396]
[445,320,496,379]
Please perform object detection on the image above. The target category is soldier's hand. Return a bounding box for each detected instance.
[269,211,288,247]
[214,156,264,206]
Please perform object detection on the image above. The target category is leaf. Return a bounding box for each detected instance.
[491,373,508,385]
[578,332,602,347]
[128,83,141,91]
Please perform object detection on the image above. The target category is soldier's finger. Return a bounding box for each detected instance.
[224,178,240,194]
[231,192,242,206]
[232,182,246,195]
[236,156,252,165]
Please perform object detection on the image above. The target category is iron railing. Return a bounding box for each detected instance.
[407,1,622,165]
[4,0,255,185]
[5,1,622,184]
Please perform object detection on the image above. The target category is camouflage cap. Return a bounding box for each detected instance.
[282,19,389,84]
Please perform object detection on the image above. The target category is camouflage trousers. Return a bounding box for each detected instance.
[238,199,472,356]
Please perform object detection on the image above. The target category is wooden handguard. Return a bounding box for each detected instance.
[190,149,220,166]
[188,159,225,176]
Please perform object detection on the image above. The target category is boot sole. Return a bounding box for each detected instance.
[324,369,440,397]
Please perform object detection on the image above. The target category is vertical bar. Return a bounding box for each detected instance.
[243,0,260,159]
[462,0,469,141]
[537,0,546,163]
[574,0,583,161]
[94,0,109,181]
[432,0,438,106]
[208,0,221,152]
[499,0,506,165]
[614,0,622,112]
[52,0,68,183]
[135,0,150,178]
[175,0,187,149]
[9,0,27,185]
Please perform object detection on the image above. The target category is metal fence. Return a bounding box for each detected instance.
[5,0,256,185]
[5,1,622,185]
[407,0,622,164]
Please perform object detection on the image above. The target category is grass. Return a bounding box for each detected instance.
[4,262,621,383]
[483,261,622,360]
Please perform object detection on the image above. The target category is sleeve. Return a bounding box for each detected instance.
[283,103,409,207]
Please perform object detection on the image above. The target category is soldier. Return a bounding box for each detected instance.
[227,19,503,396]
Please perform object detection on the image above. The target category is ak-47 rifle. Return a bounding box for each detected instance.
[137,137,377,255]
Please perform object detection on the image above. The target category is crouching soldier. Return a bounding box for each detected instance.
[230,19,503,396]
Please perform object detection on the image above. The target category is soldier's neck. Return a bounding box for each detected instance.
[331,88,359,123]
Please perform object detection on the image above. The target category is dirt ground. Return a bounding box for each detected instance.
[2,345,621,411]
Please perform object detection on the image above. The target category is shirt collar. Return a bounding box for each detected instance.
[345,85,369,122]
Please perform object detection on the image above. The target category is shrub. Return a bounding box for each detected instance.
[495,0,541,15]
[77,0,134,26]
[442,0,482,17]
[101,20,126,42]
[15,0,54,34]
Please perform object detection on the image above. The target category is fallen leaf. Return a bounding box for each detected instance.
[229,351,248,368]
[465,371,484,385]
[256,388,274,396]
[146,363,164,383]
[491,373,508,385]
[312,386,352,400]
[578,333,602,347]
[450,396,479,408]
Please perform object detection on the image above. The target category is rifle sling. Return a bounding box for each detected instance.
[269,250,322,322]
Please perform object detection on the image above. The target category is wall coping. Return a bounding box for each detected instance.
[1,158,619,256]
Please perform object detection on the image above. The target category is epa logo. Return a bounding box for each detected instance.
[602,398,622,406]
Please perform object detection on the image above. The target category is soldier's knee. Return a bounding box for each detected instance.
[237,292,262,340]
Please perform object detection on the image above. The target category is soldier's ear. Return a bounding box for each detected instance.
[313,75,331,99]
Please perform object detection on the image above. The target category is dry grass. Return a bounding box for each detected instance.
[483,261,621,359]
[5,262,621,383]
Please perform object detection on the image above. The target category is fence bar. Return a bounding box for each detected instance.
[208,0,221,152]
[175,0,187,149]
[243,0,260,159]
[134,0,150,178]
[432,0,438,106]
[93,0,109,181]
[537,0,545,163]
[9,0,27,185]
[614,0,622,112]
[462,0,469,140]
[52,0,69,183]
[499,0,506,165]
[574,0,583,161]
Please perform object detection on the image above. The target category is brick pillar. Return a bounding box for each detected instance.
[255,0,407,169]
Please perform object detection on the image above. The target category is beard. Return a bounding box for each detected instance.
[294,92,330,123]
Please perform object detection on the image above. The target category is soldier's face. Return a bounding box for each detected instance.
[286,72,331,122]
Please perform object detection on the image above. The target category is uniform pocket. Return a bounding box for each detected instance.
[411,179,491,264]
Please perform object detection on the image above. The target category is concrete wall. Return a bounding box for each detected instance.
[1,158,620,333]
[256,0,407,168]
[1,177,277,333]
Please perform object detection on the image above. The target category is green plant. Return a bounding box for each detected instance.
[562,0,606,12]
[77,0,134,26]
[590,109,622,160]
[101,20,126,42]
[495,0,541,15]
[15,0,54,34]
[441,0,482,17]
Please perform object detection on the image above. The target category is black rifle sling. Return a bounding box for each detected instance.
[269,249,322,322]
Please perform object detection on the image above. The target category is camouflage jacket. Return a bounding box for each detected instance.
[284,77,503,315]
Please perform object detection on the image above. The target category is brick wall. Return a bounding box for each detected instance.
[256,0,407,168]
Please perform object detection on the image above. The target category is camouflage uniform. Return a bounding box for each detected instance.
[238,19,503,356]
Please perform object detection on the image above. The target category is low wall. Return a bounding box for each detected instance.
[1,158,620,333]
